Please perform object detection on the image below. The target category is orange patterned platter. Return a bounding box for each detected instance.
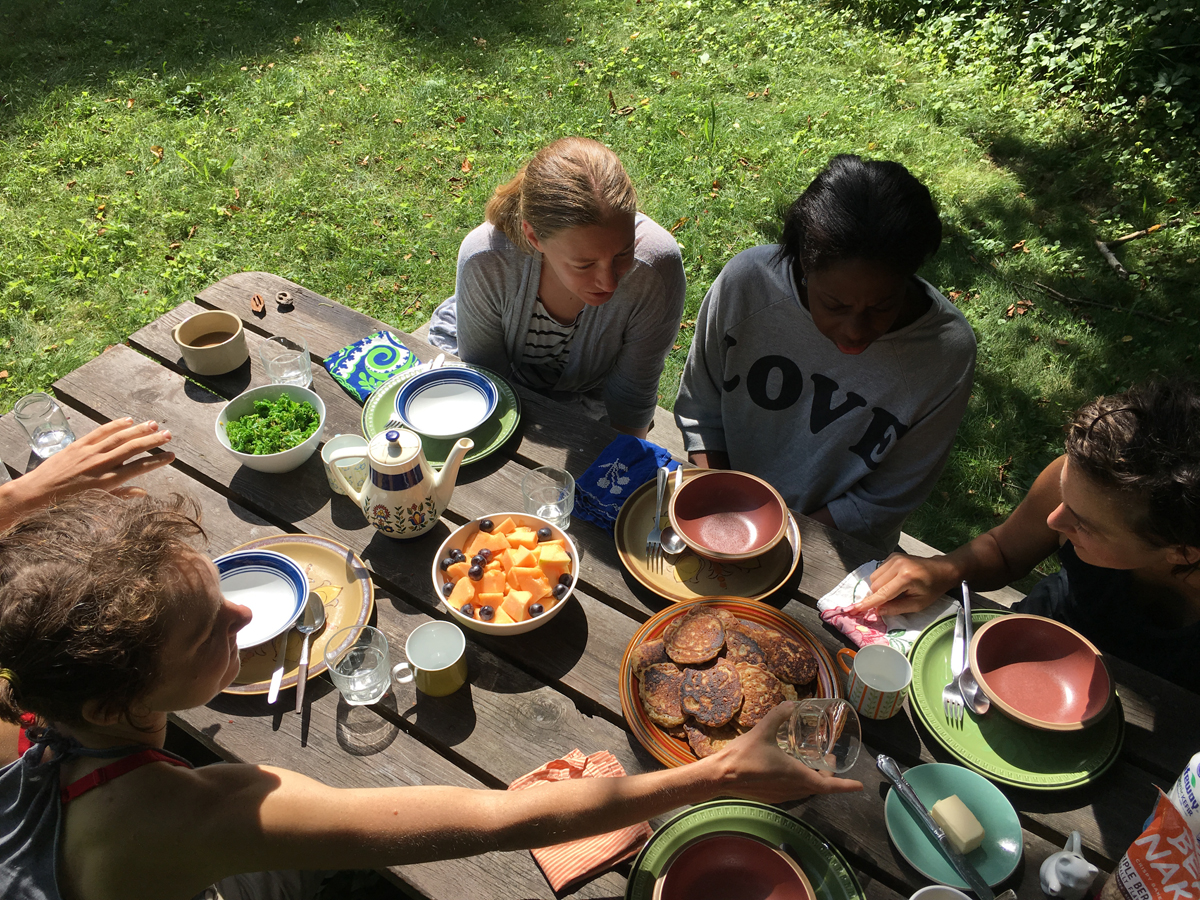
[223,534,374,695]
[618,597,841,768]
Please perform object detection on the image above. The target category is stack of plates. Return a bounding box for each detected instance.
[907,610,1124,789]
[362,362,520,468]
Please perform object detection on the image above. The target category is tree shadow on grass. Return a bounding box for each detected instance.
[0,0,571,122]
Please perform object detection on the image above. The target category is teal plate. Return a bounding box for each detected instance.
[908,611,1124,790]
[884,763,1023,888]
[362,362,520,469]
[626,800,865,900]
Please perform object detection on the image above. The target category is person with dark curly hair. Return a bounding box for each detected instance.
[0,491,860,900]
[851,380,1200,692]
[674,154,976,549]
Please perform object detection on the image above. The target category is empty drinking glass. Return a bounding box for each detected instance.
[259,335,313,387]
[14,392,76,458]
[521,466,575,530]
[776,697,862,774]
[324,625,403,706]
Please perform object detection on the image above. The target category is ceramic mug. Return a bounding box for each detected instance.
[322,433,369,496]
[910,887,972,900]
[396,621,468,697]
[836,644,912,720]
[171,310,249,376]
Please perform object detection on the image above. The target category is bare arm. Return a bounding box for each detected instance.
[0,418,173,532]
[850,456,1067,615]
[688,450,730,469]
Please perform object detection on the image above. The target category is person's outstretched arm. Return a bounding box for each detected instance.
[850,455,1067,615]
[0,418,173,532]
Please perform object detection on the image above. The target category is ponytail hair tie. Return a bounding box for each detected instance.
[0,669,19,691]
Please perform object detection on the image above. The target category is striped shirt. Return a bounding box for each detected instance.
[513,297,581,391]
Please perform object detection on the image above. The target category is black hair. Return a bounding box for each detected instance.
[777,154,942,276]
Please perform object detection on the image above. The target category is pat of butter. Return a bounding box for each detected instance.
[930,794,985,854]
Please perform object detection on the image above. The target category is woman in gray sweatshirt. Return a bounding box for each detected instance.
[674,155,976,550]
[428,138,686,437]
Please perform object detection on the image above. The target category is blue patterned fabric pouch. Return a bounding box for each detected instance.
[323,331,418,402]
[573,434,678,535]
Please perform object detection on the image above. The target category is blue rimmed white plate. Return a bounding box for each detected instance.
[215,549,309,650]
[395,367,498,440]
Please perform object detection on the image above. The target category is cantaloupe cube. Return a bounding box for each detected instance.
[514,567,551,601]
[484,560,504,573]
[502,589,535,622]
[493,605,516,625]
[507,528,538,550]
[481,532,510,555]
[481,569,505,595]
[541,538,567,551]
[506,567,521,591]
[478,591,504,611]
[448,577,475,609]
[509,546,536,569]
[539,544,571,565]
[446,561,471,582]
[494,517,517,535]
[540,559,571,587]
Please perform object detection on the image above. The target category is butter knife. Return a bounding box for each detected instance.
[877,755,995,900]
[950,606,966,679]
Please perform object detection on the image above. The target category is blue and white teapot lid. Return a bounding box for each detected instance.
[365,427,422,470]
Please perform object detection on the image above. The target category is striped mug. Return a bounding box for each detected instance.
[836,644,912,719]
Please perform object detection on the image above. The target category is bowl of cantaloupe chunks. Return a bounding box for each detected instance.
[432,513,579,635]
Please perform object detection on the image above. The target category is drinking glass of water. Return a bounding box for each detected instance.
[521,466,575,530]
[776,697,861,774]
[324,625,404,706]
[14,392,76,459]
[259,335,313,388]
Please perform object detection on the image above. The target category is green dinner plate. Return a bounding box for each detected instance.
[908,611,1125,790]
[362,362,520,468]
[626,800,865,900]
[884,763,1023,888]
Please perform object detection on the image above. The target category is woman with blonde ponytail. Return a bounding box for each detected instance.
[428,138,685,437]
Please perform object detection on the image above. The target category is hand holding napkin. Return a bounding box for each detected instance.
[323,330,417,402]
[817,560,958,655]
[573,434,678,535]
[508,749,652,891]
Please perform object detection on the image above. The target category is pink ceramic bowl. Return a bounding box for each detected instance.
[667,470,789,562]
[654,834,814,900]
[969,614,1114,732]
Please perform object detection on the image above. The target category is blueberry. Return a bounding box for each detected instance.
[460,603,475,618]
[558,573,572,587]
[451,548,466,563]
[441,581,454,597]
[471,554,484,567]
[529,603,544,617]
[468,564,483,581]
[439,557,455,571]
[552,583,569,600]
[477,548,491,561]
[479,605,495,621]
[537,527,552,541]
[479,519,494,533]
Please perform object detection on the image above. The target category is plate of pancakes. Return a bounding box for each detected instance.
[619,598,841,767]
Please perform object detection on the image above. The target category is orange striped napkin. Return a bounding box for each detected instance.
[508,749,653,891]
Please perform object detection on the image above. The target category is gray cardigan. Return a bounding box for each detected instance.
[428,214,686,430]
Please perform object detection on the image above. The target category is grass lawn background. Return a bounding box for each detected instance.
[1,0,1197,556]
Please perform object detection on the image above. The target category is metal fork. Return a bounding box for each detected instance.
[384,353,446,431]
[645,465,668,572]
[942,606,967,725]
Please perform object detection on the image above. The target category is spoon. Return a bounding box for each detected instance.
[957,581,991,716]
[294,592,327,714]
[662,467,687,556]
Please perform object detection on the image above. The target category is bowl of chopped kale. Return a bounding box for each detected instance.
[215,384,326,473]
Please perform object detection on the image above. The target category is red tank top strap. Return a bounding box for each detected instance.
[61,749,193,804]
[17,713,36,755]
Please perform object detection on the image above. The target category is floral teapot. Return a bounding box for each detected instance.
[328,428,472,539]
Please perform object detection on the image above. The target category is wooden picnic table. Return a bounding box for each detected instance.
[2,271,1196,900]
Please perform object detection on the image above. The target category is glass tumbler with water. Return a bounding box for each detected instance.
[324,625,402,706]
[14,392,76,458]
[521,466,575,530]
[259,335,313,388]
[776,697,861,774]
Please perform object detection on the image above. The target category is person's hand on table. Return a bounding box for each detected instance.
[845,551,959,616]
[706,703,862,802]
[0,418,174,530]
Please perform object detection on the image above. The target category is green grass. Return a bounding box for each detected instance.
[2,0,1197,552]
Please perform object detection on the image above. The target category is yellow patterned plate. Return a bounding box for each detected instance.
[223,534,374,695]
[614,469,801,603]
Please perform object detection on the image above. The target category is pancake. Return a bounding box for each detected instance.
[734,662,786,729]
[663,609,725,665]
[710,609,741,631]
[680,658,742,727]
[756,626,819,685]
[632,639,670,678]
[684,721,741,758]
[639,663,685,728]
[724,628,767,667]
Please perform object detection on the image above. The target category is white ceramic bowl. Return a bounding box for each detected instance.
[214,548,310,650]
[395,368,499,440]
[215,384,326,474]
[431,513,578,635]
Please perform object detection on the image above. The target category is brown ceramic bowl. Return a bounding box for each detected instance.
[654,834,815,900]
[667,469,789,562]
[969,614,1114,732]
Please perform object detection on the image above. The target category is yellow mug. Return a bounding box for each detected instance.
[397,621,467,697]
